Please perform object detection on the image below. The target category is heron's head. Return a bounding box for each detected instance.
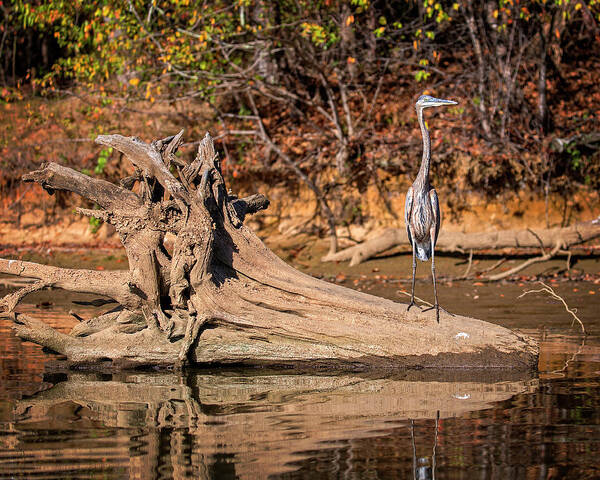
[416,95,457,111]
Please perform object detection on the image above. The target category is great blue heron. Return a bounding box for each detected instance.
[404,95,457,323]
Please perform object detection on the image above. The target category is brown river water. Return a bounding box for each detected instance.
[1,248,600,479]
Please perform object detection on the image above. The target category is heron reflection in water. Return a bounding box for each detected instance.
[411,411,440,480]
[405,95,457,323]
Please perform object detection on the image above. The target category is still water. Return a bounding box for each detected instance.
[1,278,599,479]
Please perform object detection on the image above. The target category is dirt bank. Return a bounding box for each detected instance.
[2,178,599,249]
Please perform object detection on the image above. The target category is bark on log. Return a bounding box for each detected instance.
[0,130,538,370]
[323,219,600,267]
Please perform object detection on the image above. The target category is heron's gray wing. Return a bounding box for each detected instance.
[429,188,441,247]
[404,186,414,247]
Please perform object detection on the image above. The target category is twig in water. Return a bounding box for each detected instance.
[518,281,585,335]
[527,227,548,254]
[463,249,473,277]
[454,249,474,280]
[477,257,507,276]
[485,243,562,281]
[444,249,475,281]
[564,249,572,274]
[550,335,586,377]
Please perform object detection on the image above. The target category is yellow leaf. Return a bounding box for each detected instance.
[129,78,140,87]
[346,15,354,26]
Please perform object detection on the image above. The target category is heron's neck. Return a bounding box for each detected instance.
[416,107,431,183]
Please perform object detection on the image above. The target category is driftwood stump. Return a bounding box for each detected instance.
[0,131,537,370]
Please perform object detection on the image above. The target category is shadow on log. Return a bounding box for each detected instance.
[0,130,538,370]
[7,370,538,478]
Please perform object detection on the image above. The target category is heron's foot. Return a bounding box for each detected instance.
[422,304,455,323]
[406,300,422,312]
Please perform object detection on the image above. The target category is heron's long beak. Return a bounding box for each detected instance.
[428,97,458,107]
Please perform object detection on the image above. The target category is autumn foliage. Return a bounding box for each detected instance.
[1,0,599,236]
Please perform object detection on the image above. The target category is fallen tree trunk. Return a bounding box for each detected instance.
[323,219,600,267]
[0,130,537,370]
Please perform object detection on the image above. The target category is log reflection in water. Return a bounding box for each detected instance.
[3,370,537,479]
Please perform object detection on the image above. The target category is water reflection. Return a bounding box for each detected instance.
[411,413,439,480]
[0,369,537,479]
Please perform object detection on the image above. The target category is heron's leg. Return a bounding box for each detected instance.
[422,235,440,322]
[407,241,420,311]
[411,419,417,480]
[423,234,454,321]
[431,238,440,323]
[432,410,439,480]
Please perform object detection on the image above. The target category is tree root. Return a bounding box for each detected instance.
[10,312,74,355]
[0,280,51,312]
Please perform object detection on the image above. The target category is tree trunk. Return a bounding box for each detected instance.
[322,219,600,267]
[0,130,537,370]
[538,39,549,133]
[463,0,492,139]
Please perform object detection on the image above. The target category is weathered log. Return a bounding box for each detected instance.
[323,218,600,267]
[0,130,538,370]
